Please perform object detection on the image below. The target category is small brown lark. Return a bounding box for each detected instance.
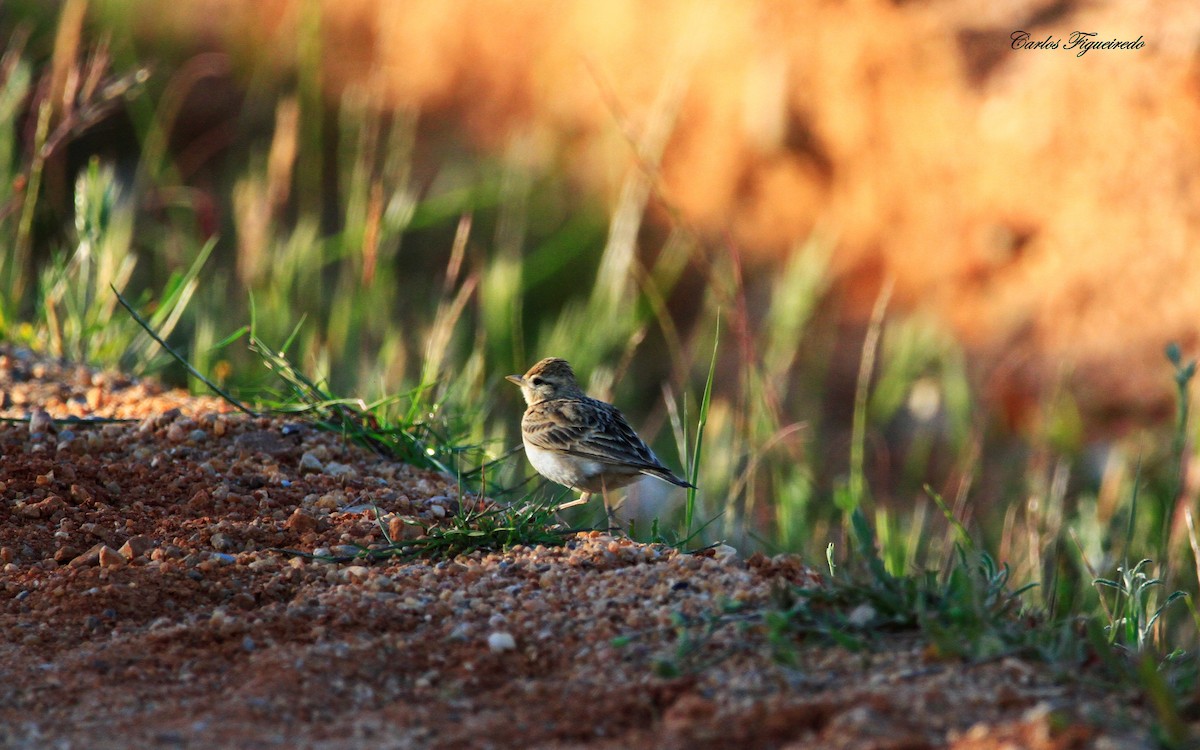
[507,357,694,522]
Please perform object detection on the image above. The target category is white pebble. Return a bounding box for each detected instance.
[299,452,324,474]
[712,544,739,562]
[487,631,516,652]
[325,462,356,478]
[847,603,876,627]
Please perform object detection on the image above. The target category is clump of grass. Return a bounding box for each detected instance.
[774,508,1050,661]
[289,494,572,563]
[44,160,214,369]
[622,346,1200,744]
[1094,557,1186,654]
[387,496,572,559]
[618,507,1065,680]
[0,21,199,373]
[241,324,474,475]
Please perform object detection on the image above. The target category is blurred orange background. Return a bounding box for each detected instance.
[94,0,1200,434]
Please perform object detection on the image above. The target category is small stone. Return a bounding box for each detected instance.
[343,565,372,583]
[157,408,183,428]
[119,536,155,560]
[388,515,424,541]
[18,495,66,519]
[98,545,127,569]
[662,694,717,733]
[28,409,54,436]
[150,545,184,562]
[284,508,319,534]
[847,603,876,627]
[53,546,81,563]
[325,462,356,478]
[298,452,324,474]
[487,631,517,652]
[210,533,235,552]
[712,544,739,562]
[230,592,256,610]
[429,503,447,519]
[137,415,157,435]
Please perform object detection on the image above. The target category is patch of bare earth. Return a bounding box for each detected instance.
[0,347,1153,748]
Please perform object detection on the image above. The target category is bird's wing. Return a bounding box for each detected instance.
[523,398,666,472]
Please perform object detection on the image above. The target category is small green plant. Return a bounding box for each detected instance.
[35,159,211,371]
[294,494,573,563]
[242,324,472,474]
[627,513,723,552]
[776,509,1045,661]
[1094,558,1186,653]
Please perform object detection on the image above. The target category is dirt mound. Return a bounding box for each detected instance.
[0,347,1153,747]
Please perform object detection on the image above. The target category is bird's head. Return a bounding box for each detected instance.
[506,357,584,405]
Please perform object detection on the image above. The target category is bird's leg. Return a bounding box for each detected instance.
[555,492,590,511]
[550,491,590,530]
[600,487,626,535]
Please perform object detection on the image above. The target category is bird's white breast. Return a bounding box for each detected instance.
[523,442,602,489]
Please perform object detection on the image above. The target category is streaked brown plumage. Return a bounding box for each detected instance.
[506,358,694,497]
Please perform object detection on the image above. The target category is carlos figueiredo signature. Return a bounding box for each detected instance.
[1011,30,1145,57]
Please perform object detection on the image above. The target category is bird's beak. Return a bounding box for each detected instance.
[505,374,524,387]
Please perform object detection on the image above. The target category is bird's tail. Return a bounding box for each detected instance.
[645,468,697,490]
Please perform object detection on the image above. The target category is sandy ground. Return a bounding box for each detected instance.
[0,346,1157,748]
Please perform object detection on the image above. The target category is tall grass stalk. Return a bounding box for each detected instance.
[1165,343,1196,557]
[682,318,719,539]
[837,278,894,517]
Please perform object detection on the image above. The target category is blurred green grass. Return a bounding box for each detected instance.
[1,5,1199,716]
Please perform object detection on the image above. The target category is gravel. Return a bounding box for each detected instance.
[0,345,1159,749]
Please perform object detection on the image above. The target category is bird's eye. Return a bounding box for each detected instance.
[531,377,546,386]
